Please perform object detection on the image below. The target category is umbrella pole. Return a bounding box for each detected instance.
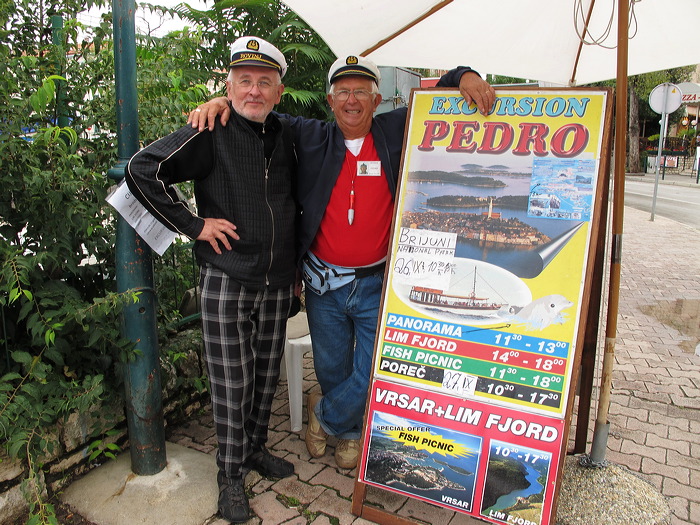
[588,0,628,466]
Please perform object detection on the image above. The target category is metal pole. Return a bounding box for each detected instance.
[651,110,668,222]
[588,0,628,466]
[108,0,166,475]
[50,15,70,129]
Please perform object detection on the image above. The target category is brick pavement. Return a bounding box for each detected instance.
[168,184,700,525]
[603,204,700,525]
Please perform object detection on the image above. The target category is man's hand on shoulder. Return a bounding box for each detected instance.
[188,97,231,132]
[459,71,496,116]
[197,217,239,255]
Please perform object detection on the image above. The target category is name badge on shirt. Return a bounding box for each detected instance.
[357,161,381,177]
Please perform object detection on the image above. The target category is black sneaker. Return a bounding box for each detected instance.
[244,446,294,478]
[217,472,249,523]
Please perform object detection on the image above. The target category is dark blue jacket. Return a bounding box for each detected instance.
[278,66,474,261]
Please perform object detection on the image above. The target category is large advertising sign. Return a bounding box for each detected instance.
[356,88,612,525]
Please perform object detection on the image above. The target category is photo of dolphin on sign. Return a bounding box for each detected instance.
[506,294,575,331]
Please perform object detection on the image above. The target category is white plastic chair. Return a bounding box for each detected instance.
[279,312,312,432]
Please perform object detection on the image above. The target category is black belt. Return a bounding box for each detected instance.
[353,262,386,278]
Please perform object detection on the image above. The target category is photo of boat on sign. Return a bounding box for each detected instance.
[393,259,531,326]
[392,253,575,331]
[408,267,504,316]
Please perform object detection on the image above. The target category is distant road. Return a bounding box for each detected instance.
[624,178,700,230]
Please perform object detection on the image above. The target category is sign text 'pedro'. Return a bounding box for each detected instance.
[420,94,592,157]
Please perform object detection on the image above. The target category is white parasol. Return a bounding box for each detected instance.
[281,0,700,87]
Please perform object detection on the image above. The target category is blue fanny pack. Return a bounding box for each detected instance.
[302,252,355,295]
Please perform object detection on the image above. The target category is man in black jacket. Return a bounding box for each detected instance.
[125,36,297,523]
[189,58,494,470]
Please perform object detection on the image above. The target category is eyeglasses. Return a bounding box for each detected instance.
[235,79,278,92]
[332,89,375,101]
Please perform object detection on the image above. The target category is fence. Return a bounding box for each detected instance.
[639,135,694,157]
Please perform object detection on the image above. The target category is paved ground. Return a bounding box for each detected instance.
[601,172,700,525]
[161,171,700,525]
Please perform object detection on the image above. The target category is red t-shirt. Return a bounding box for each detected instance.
[311,133,394,267]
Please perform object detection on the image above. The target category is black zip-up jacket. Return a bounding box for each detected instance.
[124,110,297,290]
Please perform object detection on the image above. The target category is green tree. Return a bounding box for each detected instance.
[627,67,695,173]
[140,0,335,125]
[488,74,531,86]
[0,4,135,522]
[0,1,335,521]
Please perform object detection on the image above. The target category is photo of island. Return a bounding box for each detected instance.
[399,154,590,279]
[363,412,482,513]
[479,440,552,525]
[403,169,550,251]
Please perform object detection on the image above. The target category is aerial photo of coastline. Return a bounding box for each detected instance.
[479,440,552,525]
[363,412,482,513]
[400,156,591,279]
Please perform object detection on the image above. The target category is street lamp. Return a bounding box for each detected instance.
[680,116,698,130]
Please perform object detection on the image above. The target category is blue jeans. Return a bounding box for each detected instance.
[305,273,383,440]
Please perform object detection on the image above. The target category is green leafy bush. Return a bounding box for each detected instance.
[0,1,333,522]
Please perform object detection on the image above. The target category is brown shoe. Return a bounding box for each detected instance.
[305,393,327,458]
[335,438,360,469]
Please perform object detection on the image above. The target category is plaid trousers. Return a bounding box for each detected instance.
[199,264,293,478]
